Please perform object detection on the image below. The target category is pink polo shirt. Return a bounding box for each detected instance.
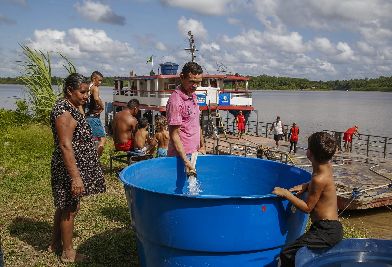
[166,87,201,156]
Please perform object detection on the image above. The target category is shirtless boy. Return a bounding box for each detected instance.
[133,118,156,155]
[272,132,343,267]
[154,115,169,157]
[112,99,139,151]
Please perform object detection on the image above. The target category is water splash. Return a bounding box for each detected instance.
[187,175,202,195]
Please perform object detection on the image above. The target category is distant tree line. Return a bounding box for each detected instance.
[249,75,392,91]
[0,76,115,87]
[1,75,391,92]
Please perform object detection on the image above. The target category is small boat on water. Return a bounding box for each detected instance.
[108,31,253,126]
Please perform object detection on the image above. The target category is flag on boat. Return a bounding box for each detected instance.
[146,55,153,67]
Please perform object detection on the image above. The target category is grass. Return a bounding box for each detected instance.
[0,120,138,266]
[0,117,367,266]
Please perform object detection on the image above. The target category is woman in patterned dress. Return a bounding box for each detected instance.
[48,73,106,263]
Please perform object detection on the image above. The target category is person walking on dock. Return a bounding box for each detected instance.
[270,116,284,149]
[273,132,342,267]
[166,61,206,175]
[236,110,246,139]
[288,123,300,154]
[343,125,359,152]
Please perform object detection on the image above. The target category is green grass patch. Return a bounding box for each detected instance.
[0,121,138,266]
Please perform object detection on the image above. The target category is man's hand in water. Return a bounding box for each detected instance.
[184,159,196,175]
[289,183,308,195]
[272,187,291,198]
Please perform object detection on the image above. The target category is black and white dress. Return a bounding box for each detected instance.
[50,98,106,209]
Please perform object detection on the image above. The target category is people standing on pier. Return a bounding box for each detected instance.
[272,132,342,267]
[112,99,140,151]
[166,61,206,175]
[154,115,169,157]
[236,110,246,139]
[343,125,359,152]
[49,73,106,263]
[270,116,284,149]
[288,123,300,154]
[86,71,106,157]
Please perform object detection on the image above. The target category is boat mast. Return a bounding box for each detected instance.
[185,31,198,62]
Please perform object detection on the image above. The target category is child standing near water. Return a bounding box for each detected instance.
[272,132,343,267]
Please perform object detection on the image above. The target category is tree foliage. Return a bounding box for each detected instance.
[18,45,76,124]
[248,75,392,91]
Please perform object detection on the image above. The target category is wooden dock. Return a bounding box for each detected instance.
[204,133,392,211]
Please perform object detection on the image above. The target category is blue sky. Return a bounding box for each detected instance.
[1,0,391,80]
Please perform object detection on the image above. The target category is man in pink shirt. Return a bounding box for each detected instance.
[166,61,206,174]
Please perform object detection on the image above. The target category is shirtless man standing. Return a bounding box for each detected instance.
[86,71,106,156]
[112,99,140,151]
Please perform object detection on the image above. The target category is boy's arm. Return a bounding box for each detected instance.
[273,177,324,213]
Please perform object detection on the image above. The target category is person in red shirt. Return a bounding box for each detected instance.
[288,123,300,154]
[236,110,246,139]
[343,125,358,152]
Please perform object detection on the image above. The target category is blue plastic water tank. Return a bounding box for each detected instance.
[119,155,311,267]
[296,238,392,267]
[160,62,179,75]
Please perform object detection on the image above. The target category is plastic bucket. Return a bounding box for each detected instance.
[296,238,392,267]
[119,155,311,267]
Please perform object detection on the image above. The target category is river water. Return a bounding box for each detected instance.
[1,84,392,238]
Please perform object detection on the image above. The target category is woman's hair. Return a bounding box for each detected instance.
[308,132,336,163]
[63,73,89,95]
[155,115,167,132]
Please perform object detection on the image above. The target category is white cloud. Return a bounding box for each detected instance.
[25,28,134,76]
[155,41,167,51]
[178,17,208,40]
[335,42,355,62]
[312,37,336,55]
[200,42,220,52]
[227,17,241,26]
[161,0,236,16]
[357,41,374,55]
[75,0,125,25]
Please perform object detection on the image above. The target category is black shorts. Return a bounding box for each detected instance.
[274,134,283,141]
[280,220,343,267]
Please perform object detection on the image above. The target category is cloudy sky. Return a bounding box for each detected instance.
[1,0,391,80]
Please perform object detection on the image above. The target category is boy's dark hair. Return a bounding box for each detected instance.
[181,62,203,76]
[91,70,103,80]
[308,132,336,163]
[138,118,149,129]
[127,99,140,109]
[63,73,88,95]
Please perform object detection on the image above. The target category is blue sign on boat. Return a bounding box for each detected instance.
[196,94,206,106]
[219,93,231,106]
